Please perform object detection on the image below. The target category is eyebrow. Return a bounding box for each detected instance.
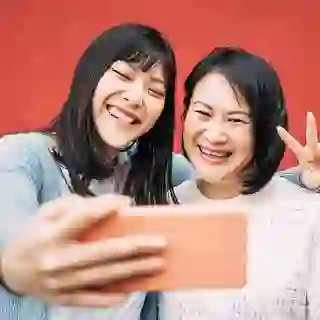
[193,100,249,116]
[193,101,213,110]
[228,110,250,116]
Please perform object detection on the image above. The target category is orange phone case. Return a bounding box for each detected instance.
[81,205,247,292]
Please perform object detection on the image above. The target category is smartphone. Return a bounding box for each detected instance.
[82,204,247,292]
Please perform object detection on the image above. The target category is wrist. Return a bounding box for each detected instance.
[299,170,320,192]
[0,254,22,296]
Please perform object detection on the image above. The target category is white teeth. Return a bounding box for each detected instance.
[199,147,230,158]
[209,152,226,157]
[108,111,119,119]
[107,106,136,124]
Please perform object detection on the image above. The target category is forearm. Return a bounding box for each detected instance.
[279,167,320,193]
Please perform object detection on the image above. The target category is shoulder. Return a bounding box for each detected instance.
[0,132,53,151]
[261,175,317,200]
[254,175,319,223]
[0,132,53,168]
[171,153,195,187]
[0,133,57,186]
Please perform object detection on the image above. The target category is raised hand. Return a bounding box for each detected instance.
[0,194,166,307]
[277,111,320,190]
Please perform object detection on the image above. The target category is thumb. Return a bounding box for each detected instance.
[53,194,131,239]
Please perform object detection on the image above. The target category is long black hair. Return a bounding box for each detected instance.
[46,23,177,204]
[183,46,288,194]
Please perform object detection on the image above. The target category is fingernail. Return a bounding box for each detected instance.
[308,111,314,118]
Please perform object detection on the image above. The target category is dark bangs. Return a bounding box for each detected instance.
[116,42,174,89]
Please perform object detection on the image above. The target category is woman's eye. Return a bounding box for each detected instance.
[229,118,243,123]
[228,118,250,124]
[112,68,132,81]
[148,88,165,98]
[195,110,211,117]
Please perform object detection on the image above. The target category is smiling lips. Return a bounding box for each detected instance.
[198,145,232,163]
[106,104,141,125]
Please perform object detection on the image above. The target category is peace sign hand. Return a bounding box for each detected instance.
[277,112,320,190]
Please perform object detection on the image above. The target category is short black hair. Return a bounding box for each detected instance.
[47,23,177,204]
[183,46,288,194]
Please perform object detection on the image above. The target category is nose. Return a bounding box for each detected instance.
[122,79,144,107]
[203,121,228,144]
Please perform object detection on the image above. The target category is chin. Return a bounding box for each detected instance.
[196,168,226,183]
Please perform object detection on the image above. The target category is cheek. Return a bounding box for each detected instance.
[92,87,107,118]
[233,127,254,160]
[92,96,104,119]
[182,113,200,152]
[92,75,122,115]
[144,99,165,126]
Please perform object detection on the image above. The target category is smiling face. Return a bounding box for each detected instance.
[92,60,166,149]
[183,72,254,195]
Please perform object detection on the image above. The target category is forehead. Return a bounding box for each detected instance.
[192,72,248,111]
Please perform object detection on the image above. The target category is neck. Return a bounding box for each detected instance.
[198,178,243,200]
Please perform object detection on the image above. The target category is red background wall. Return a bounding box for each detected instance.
[0,0,319,168]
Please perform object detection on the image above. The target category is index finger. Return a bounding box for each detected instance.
[306,111,319,153]
[54,194,131,239]
[276,126,305,158]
